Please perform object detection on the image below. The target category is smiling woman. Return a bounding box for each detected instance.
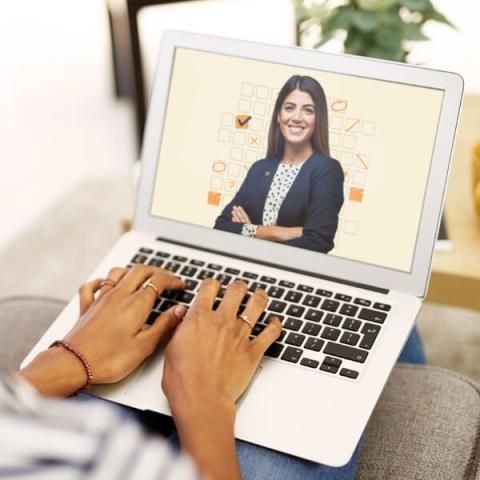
[214,75,344,254]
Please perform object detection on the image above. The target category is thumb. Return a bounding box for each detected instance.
[139,305,188,352]
[251,316,283,359]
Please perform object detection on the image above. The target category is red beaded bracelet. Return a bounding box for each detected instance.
[49,340,93,391]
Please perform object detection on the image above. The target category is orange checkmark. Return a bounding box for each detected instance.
[236,115,252,129]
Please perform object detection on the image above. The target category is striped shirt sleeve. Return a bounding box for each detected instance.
[0,376,202,479]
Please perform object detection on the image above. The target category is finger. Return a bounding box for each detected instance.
[237,288,268,333]
[189,277,221,315]
[251,316,283,358]
[231,207,241,223]
[79,279,103,315]
[133,270,185,315]
[218,280,248,319]
[116,265,179,294]
[98,267,129,296]
[137,305,187,353]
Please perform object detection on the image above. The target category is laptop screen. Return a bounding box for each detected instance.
[149,47,444,274]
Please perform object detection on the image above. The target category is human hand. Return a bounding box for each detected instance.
[231,205,252,224]
[256,225,303,241]
[19,265,187,396]
[161,278,282,480]
[162,278,281,414]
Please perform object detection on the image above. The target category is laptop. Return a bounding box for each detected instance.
[22,30,463,466]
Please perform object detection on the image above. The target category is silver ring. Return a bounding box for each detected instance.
[142,279,160,297]
[237,314,253,329]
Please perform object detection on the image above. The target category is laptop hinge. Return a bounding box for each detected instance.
[155,236,389,295]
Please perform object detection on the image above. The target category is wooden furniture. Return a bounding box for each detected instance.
[426,95,480,311]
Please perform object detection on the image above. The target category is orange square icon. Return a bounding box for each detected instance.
[208,191,221,206]
[235,115,251,129]
[349,187,364,203]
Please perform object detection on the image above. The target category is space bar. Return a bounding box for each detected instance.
[323,342,368,363]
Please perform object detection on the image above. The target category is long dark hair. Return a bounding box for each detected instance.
[266,75,330,158]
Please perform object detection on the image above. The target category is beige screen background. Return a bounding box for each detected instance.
[150,48,444,272]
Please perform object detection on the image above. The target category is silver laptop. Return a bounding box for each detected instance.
[23,31,463,466]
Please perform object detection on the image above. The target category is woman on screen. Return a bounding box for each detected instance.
[214,75,344,253]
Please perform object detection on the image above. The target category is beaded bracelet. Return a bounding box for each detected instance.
[49,340,93,391]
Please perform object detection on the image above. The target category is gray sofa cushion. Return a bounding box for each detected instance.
[0,296,65,375]
[356,364,480,479]
[1,296,479,479]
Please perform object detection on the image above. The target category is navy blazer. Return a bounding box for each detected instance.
[214,152,344,253]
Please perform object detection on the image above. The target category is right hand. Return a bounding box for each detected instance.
[162,278,282,416]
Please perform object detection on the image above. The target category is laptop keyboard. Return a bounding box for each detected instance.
[128,247,392,381]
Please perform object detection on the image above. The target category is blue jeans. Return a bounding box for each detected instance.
[77,327,425,480]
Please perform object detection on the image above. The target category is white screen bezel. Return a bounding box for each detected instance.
[134,30,463,297]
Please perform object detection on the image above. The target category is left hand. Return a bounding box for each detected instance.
[19,265,187,396]
[231,205,251,224]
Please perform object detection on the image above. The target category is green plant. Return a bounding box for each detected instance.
[295,0,455,62]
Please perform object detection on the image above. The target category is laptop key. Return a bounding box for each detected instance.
[177,291,194,304]
[323,342,368,363]
[302,322,321,336]
[180,266,198,277]
[321,299,340,312]
[260,275,276,284]
[286,305,305,317]
[281,346,302,363]
[139,247,153,254]
[297,284,314,293]
[340,331,360,346]
[335,293,352,302]
[131,254,147,264]
[300,358,319,368]
[268,286,285,299]
[339,304,359,316]
[155,251,170,258]
[225,267,240,275]
[373,302,391,312]
[266,313,284,324]
[184,279,198,291]
[198,270,215,280]
[208,263,222,271]
[305,309,323,322]
[303,295,321,308]
[284,318,303,331]
[190,259,205,266]
[279,280,295,288]
[162,289,178,299]
[265,343,284,358]
[323,314,342,327]
[339,368,359,379]
[158,300,177,312]
[320,363,339,374]
[252,323,266,336]
[165,261,180,272]
[216,274,232,285]
[213,299,221,310]
[321,327,341,341]
[361,322,381,335]
[359,308,387,324]
[354,298,371,307]
[285,291,302,303]
[173,255,187,262]
[250,282,268,292]
[285,333,305,347]
[148,258,164,267]
[305,337,324,352]
[242,271,258,280]
[323,356,342,367]
[269,300,287,313]
[146,311,158,325]
[342,318,361,332]
[316,289,333,297]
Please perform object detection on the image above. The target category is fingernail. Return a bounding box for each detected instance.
[174,305,187,320]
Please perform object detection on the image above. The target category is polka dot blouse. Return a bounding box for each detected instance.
[241,162,303,237]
